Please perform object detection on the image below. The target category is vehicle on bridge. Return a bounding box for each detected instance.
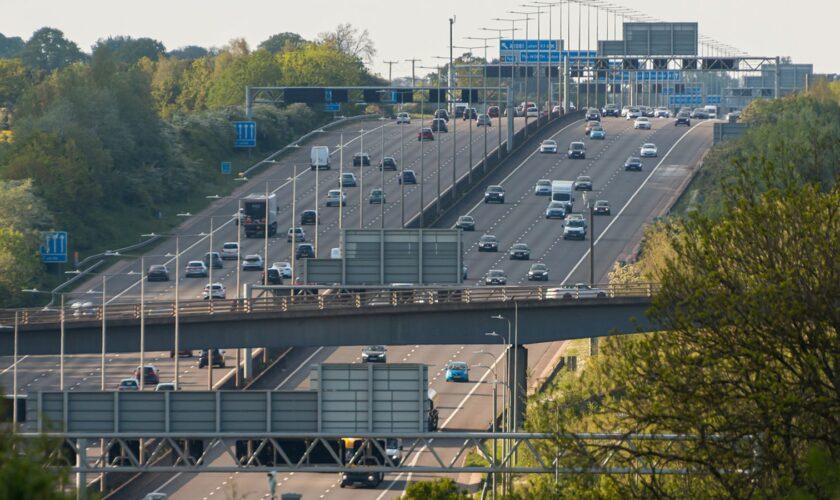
[584,120,600,135]
[241,193,278,238]
[640,143,658,158]
[487,105,500,118]
[417,127,434,141]
[551,180,575,212]
[431,118,448,132]
[368,188,385,204]
[198,349,225,368]
[624,156,643,171]
[398,170,417,184]
[590,126,606,139]
[585,108,601,121]
[625,107,641,119]
[545,201,567,219]
[287,226,306,242]
[654,107,671,118]
[326,189,347,207]
[185,260,208,278]
[563,215,587,240]
[484,185,505,203]
[261,267,283,285]
[203,251,223,269]
[352,152,371,166]
[456,215,475,231]
[478,234,499,252]
[434,109,449,122]
[527,263,549,281]
[594,200,611,215]
[484,269,508,286]
[300,209,319,225]
[296,243,315,259]
[221,242,239,260]
[546,283,608,299]
[509,243,531,260]
[134,365,160,385]
[146,264,170,281]
[339,172,357,187]
[602,103,620,117]
[574,176,593,191]
[539,140,558,154]
[395,112,411,124]
[117,378,139,391]
[379,157,397,171]
[634,117,652,130]
[203,283,226,299]
[675,112,691,127]
[476,114,492,126]
[241,254,264,271]
[535,179,552,195]
[567,142,586,159]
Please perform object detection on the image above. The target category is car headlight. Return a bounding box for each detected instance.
[342,474,348,480]
[368,475,375,481]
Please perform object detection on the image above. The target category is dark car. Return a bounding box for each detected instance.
[203,252,223,269]
[601,104,620,117]
[690,108,709,119]
[462,108,478,120]
[527,263,549,281]
[169,349,193,358]
[362,345,387,363]
[147,265,170,282]
[585,108,601,121]
[434,109,450,122]
[574,175,593,191]
[339,459,384,488]
[398,170,417,184]
[484,185,505,204]
[478,234,498,252]
[509,243,531,260]
[134,365,160,386]
[456,215,475,231]
[198,349,225,368]
[417,127,434,141]
[380,157,398,171]
[484,269,507,286]
[675,113,691,127]
[567,142,586,159]
[431,118,448,132]
[300,209,318,225]
[296,243,315,259]
[624,156,643,171]
[260,267,283,285]
[594,200,611,215]
[352,153,371,166]
[487,106,500,118]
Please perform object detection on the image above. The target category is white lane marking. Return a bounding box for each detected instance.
[561,121,708,284]
[0,355,28,374]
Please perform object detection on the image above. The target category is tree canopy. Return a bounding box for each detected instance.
[92,35,166,64]
[21,27,86,72]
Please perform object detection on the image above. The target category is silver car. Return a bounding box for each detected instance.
[534,179,552,195]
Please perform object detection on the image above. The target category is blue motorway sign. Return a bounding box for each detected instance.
[324,103,341,112]
[519,51,562,63]
[686,85,702,95]
[220,161,232,175]
[608,70,681,82]
[706,95,722,104]
[234,121,256,148]
[41,231,68,263]
[669,95,704,106]
[500,39,559,51]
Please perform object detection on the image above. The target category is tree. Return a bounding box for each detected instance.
[399,478,471,499]
[92,35,166,64]
[0,33,25,58]
[258,32,306,54]
[318,23,376,64]
[280,43,367,87]
[0,58,29,107]
[21,27,86,72]
[0,180,49,307]
[167,45,209,60]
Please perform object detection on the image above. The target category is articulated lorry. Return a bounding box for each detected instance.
[241,193,278,238]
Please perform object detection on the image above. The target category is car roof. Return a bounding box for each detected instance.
[577,175,591,180]
[187,260,203,265]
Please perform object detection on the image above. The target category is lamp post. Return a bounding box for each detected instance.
[485,330,510,496]
[473,363,503,500]
[480,26,517,161]
[507,10,533,136]
[420,62,445,215]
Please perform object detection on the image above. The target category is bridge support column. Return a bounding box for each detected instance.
[244,348,253,380]
[76,438,87,500]
[508,345,528,430]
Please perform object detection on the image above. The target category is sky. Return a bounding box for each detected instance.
[2,0,837,76]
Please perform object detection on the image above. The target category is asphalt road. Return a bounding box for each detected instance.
[118,115,714,499]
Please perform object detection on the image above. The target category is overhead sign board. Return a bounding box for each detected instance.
[669,95,703,106]
[499,40,564,64]
[623,22,698,56]
[40,231,68,263]
[608,70,682,82]
[500,39,559,51]
[234,121,257,148]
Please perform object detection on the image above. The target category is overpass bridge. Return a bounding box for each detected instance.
[0,283,657,357]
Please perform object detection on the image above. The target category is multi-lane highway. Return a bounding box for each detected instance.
[0,114,524,396]
[109,113,714,499]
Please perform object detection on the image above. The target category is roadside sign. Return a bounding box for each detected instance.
[324,103,340,112]
[234,121,256,148]
[706,95,722,104]
[41,231,68,263]
[221,161,232,175]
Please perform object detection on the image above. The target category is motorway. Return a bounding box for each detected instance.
[108,114,714,499]
[0,113,523,395]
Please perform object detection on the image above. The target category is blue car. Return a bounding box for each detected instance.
[445,362,470,382]
[590,127,606,139]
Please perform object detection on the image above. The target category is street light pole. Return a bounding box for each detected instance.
[140,255,145,390]
[100,276,106,390]
[13,311,18,425]
[291,165,297,281]
[175,236,181,389]
[60,293,65,390]
[359,129,365,228]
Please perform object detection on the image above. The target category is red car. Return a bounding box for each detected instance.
[487,106,500,118]
[417,127,434,141]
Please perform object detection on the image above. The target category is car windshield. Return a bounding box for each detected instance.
[223,243,237,249]
[531,264,547,270]
[542,141,556,146]
[577,176,591,182]
[628,157,640,163]
[596,200,609,207]
[459,216,473,222]
[568,219,585,227]
[188,261,202,266]
[450,362,468,370]
[245,256,259,262]
[538,180,550,186]
[643,144,655,149]
[489,270,505,277]
[592,127,603,132]
[549,202,564,209]
[571,143,584,150]
[366,345,385,352]
[512,244,528,250]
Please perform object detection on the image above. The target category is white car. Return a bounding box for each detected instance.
[546,283,608,299]
[117,378,139,391]
[640,143,658,157]
[396,112,411,124]
[634,117,652,130]
[539,140,558,153]
[70,300,96,317]
[525,106,539,118]
[620,105,630,117]
[221,242,239,260]
[626,107,641,119]
[654,107,671,118]
[241,254,264,271]
[534,179,552,196]
[272,261,293,279]
[326,189,347,207]
[203,282,226,300]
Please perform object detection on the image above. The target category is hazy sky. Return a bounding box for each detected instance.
[2,1,837,76]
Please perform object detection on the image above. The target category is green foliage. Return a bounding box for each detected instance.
[258,32,307,54]
[399,478,471,499]
[280,42,368,87]
[92,36,166,64]
[21,27,86,72]
[0,58,29,108]
[0,33,25,58]
[167,45,210,60]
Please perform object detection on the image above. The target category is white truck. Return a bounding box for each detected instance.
[551,180,575,213]
[310,146,330,170]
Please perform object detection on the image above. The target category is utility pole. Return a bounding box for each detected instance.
[383,60,398,84]
[405,58,421,88]
[449,17,456,91]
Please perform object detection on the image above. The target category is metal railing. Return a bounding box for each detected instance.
[1,283,659,327]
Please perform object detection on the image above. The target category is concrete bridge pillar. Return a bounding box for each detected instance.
[508,345,528,430]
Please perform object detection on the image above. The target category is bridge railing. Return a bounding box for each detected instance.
[2,283,659,327]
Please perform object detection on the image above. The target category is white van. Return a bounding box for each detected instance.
[330,247,341,259]
[550,180,575,212]
[310,146,330,170]
[703,105,719,119]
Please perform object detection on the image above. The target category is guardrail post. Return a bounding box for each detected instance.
[647,283,653,297]
[318,295,325,310]
[464,289,471,303]
[281,297,288,312]
[355,294,361,308]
